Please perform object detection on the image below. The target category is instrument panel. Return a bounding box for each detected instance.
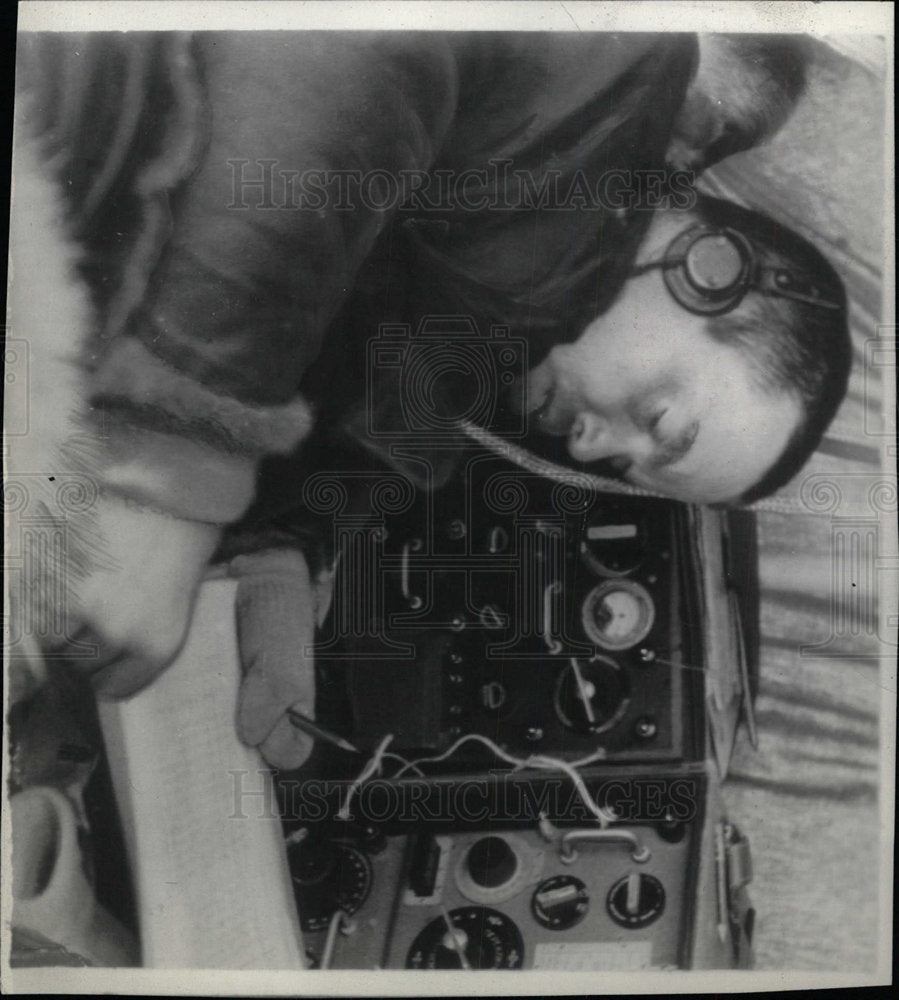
[305,453,704,773]
[275,452,757,971]
[290,813,705,971]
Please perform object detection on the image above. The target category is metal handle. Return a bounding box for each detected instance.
[542,581,563,655]
[559,828,651,865]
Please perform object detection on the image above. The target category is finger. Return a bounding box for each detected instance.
[236,651,315,748]
[257,715,314,771]
[64,615,193,700]
[234,561,316,747]
[90,649,177,700]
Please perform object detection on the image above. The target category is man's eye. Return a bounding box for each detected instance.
[648,410,667,433]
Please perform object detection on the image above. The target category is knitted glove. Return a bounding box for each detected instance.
[229,548,333,769]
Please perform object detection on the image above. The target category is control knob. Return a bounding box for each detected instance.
[607,872,666,928]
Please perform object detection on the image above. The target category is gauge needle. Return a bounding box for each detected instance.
[439,906,472,970]
[570,659,596,725]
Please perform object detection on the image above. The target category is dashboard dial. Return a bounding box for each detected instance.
[531,875,589,930]
[607,873,666,928]
[553,656,630,734]
[579,518,648,576]
[286,838,373,933]
[406,907,524,969]
[581,579,655,651]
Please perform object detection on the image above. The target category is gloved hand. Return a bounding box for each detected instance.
[227,547,334,770]
[61,493,223,699]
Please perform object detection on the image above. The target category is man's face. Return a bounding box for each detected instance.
[523,268,803,504]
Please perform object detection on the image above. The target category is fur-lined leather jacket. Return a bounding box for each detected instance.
[16,31,696,527]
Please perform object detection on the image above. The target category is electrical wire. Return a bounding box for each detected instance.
[460,419,815,515]
[319,909,347,969]
[336,733,394,821]
[389,732,615,826]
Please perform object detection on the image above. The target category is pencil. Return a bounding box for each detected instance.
[286,708,360,753]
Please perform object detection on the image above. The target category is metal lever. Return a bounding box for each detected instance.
[559,828,651,865]
[542,580,563,655]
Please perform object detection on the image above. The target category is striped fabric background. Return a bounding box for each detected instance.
[699,36,890,970]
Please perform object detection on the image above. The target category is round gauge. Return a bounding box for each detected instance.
[579,517,648,576]
[581,579,655,651]
[406,906,524,969]
[286,838,373,933]
[531,875,589,930]
[607,873,666,929]
[553,656,630,735]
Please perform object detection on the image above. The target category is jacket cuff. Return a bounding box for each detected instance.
[90,336,317,523]
[100,422,258,524]
[90,336,315,457]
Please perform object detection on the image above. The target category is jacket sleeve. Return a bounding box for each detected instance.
[18,31,458,523]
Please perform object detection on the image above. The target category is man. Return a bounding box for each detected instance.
[192,190,851,768]
[10,30,839,759]
[510,192,849,505]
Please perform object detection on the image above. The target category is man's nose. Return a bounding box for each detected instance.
[567,413,630,464]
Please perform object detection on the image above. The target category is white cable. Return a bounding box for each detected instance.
[319,909,346,970]
[337,734,394,821]
[460,420,814,515]
[382,751,425,777]
[390,732,615,826]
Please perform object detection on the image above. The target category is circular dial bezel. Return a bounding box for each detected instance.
[406,906,524,970]
[454,832,543,904]
[287,840,373,933]
[606,872,666,929]
[579,518,649,577]
[531,874,590,930]
[553,655,630,735]
[581,579,656,651]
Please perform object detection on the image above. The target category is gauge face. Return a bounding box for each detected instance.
[580,518,648,576]
[581,579,655,651]
[532,875,590,930]
[406,906,524,969]
[553,656,630,734]
[287,840,373,933]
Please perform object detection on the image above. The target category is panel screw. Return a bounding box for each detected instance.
[634,716,658,740]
